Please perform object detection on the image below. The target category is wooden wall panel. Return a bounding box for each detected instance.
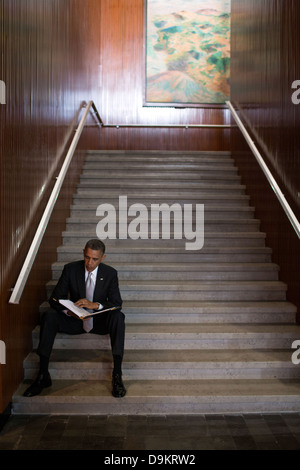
[98,0,230,151]
[0,0,101,412]
[231,0,300,317]
[231,0,300,216]
[0,0,231,412]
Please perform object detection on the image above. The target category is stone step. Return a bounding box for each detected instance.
[22,349,300,380]
[51,261,279,281]
[86,149,232,156]
[81,170,239,182]
[46,277,287,301]
[116,280,287,302]
[39,300,297,324]
[30,323,300,351]
[67,225,260,237]
[66,212,258,220]
[12,379,300,415]
[67,205,253,218]
[72,192,251,205]
[83,154,236,165]
[84,158,236,167]
[70,204,255,218]
[85,150,234,164]
[79,177,243,189]
[62,232,266,247]
[78,179,242,189]
[121,301,297,324]
[82,162,238,172]
[65,218,260,232]
[56,245,273,263]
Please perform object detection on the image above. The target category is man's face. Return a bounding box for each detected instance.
[83,247,106,272]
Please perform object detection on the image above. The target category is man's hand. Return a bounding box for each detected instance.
[74,298,98,310]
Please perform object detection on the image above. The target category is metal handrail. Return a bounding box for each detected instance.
[9,100,103,304]
[226,100,300,239]
[9,101,232,304]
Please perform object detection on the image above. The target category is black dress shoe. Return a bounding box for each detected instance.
[112,373,126,398]
[23,372,52,397]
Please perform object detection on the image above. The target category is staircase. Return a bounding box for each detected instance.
[12,150,300,414]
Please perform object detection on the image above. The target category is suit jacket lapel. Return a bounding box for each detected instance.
[77,262,86,299]
[93,264,104,301]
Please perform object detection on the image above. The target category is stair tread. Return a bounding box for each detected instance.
[71,210,255,216]
[80,177,242,183]
[84,165,236,169]
[123,323,300,333]
[57,245,271,252]
[123,324,300,335]
[82,164,238,170]
[66,220,260,226]
[24,348,297,365]
[122,300,296,310]
[63,231,265,238]
[71,203,252,209]
[84,154,234,160]
[32,323,300,335]
[39,300,297,319]
[86,150,232,154]
[109,280,287,289]
[85,156,234,163]
[46,279,286,291]
[13,379,300,400]
[73,191,250,198]
[74,193,247,199]
[52,261,279,271]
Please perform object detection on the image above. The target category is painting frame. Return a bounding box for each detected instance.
[143,0,230,108]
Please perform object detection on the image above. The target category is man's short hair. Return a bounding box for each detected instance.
[84,239,106,254]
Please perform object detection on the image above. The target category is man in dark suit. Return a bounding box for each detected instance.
[23,239,126,398]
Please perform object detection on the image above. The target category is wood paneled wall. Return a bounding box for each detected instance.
[1,0,299,413]
[0,0,230,412]
[230,0,300,317]
[0,0,101,412]
[98,0,230,151]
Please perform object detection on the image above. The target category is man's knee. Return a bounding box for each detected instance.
[105,310,125,336]
[37,308,60,358]
[113,310,125,326]
[41,308,60,329]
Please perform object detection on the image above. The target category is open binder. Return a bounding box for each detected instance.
[58,299,121,320]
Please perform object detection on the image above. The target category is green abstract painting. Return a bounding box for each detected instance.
[145,0,231,106]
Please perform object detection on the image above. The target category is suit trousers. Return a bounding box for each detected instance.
[37,308,125,359]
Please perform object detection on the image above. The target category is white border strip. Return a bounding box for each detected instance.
[226,101,300,240]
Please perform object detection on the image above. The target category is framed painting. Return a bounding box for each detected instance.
[144,0,231,107]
